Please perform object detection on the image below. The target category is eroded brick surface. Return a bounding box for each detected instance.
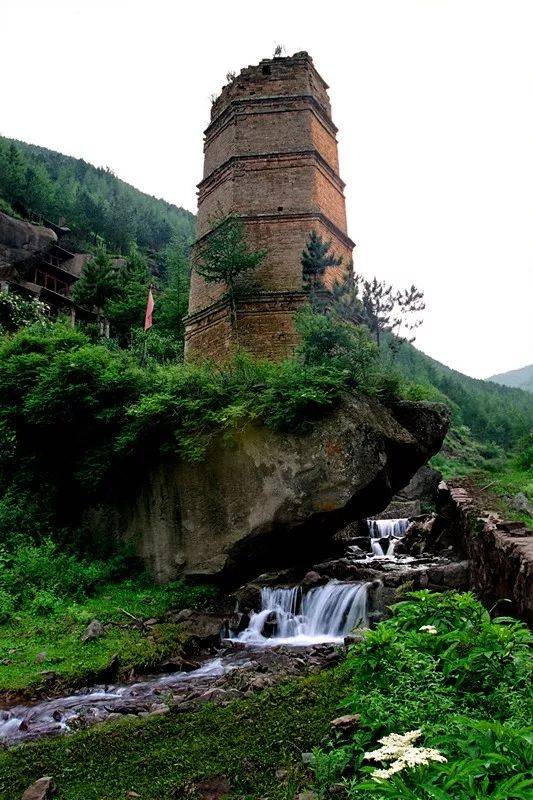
[185,51,354,361]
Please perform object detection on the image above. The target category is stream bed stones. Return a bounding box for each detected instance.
[0,643,342,747]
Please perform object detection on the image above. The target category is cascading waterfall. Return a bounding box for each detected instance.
[367,518,410,556]
[233,582,368,646]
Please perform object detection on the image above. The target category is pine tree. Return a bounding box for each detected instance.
[194,215,266,329]
[104,244,152,342]
[301,230,343,287]
[356,276,425,348]
[72,246,119,317]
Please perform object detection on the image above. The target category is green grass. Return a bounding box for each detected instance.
[0,669,347,800]
[431,426,533,527]
[0,578,213,698]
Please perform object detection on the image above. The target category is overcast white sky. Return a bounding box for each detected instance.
[1,0,532,378]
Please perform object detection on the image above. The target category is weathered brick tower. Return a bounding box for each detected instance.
[184,51,354,360]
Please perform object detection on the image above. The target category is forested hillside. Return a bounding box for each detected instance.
[0,137,195,252]
[391,340,533,451]
[489,364,533,393]
[1,137,530,464]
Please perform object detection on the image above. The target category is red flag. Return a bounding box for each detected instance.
[144,287,154,331]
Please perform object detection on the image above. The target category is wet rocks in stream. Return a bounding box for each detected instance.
[0,644,341,747]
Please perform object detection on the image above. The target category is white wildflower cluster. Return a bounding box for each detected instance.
[419,624,438,634]
[364,729,447,781]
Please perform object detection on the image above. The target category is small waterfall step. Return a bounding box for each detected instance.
[366,518,410,557]
[231,581,368,646]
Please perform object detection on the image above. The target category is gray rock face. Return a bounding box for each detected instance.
[376,464,442,520]
[21,777,55,800]
[81,619,105,643]
[399,464,442,502]
[93,396,449,584]
[0,212,56,277]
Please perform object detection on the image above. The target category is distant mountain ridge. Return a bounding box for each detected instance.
[392,340,533,450]
[488,364,533,393]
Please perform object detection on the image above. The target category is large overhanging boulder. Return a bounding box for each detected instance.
[0,211,57,278]
[110,396,449,584]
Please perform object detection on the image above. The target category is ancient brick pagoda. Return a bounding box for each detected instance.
[184,51,355,360]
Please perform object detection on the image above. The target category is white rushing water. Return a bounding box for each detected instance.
[367,518,410,557]
[0,656,232,745]
[233,581,368,646]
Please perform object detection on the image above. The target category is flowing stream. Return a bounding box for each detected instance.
[232,581,369,646]
[0,517,411,746]
[367,518,410,557]
[0,657,233,746]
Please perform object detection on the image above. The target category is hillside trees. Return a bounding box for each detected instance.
[0,137,195,252]
[393,338,533,450]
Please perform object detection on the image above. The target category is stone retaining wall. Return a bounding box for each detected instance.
[439,482,533,624]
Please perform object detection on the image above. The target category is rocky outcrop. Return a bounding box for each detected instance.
[438,482,533,624]
[376,464,442,519]
[21,777,56,800]
[0,211,56,278]
[97,396,449,584]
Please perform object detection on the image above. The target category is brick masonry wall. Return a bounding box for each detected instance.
[204,101,339,178]
[185,52,354,360]
[309,115,339,172]
[184,293,308,361]
[188,216,351,317]
[209,53,332,123]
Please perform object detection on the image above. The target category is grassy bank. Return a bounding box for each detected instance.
[0,669,347,800]
[431,445,533,527]
[1,593,530,800]
[0,577,214,698]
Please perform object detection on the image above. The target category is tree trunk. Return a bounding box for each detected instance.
[228,280,239,345]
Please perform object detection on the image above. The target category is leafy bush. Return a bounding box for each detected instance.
[0,588,15,623]
[0,539,134,612]
[295,308,399,398]
[348,720,533,799]
[311,745,352,798]
[311,592,532,800]
[0,290,48,333]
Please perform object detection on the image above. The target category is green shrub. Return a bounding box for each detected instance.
[387,589,489,633]
[312,592,532,800]
[0,290,48,333]
[311,745,352,798]
[516,432,533,471]
[295,308,390,397]
[29,588,62,617]
[0,539,131,608]
[0,588,15,623]
[348,719,533,799]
